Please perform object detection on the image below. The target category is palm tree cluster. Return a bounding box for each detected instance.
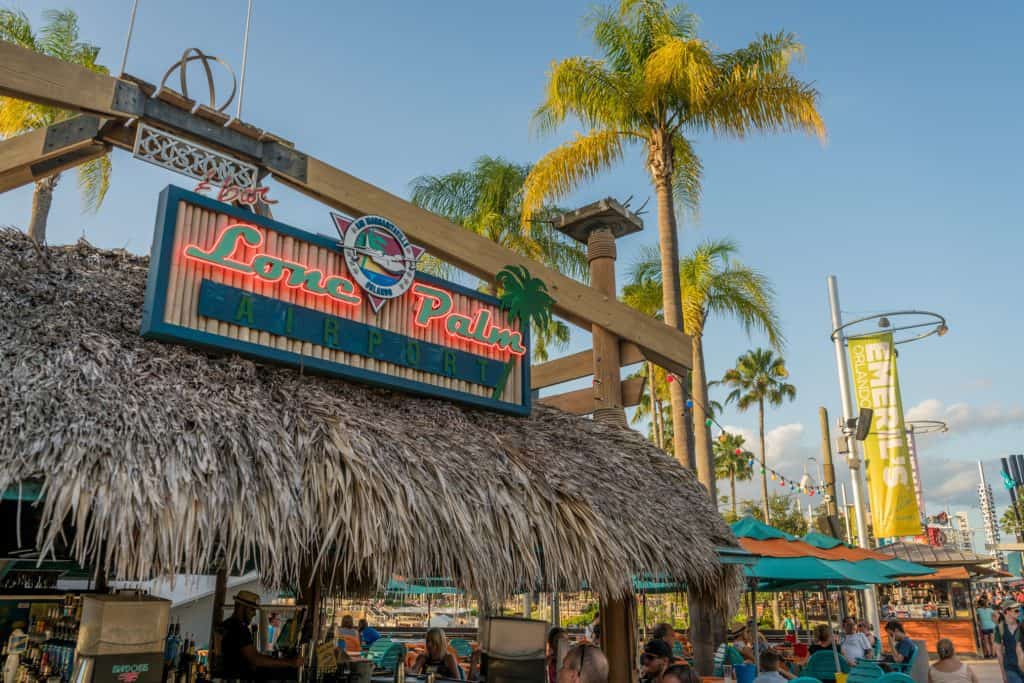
[520,0,824,488]
[0,9,111,243]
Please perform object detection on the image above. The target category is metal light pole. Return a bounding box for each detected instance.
[826,275,879,629]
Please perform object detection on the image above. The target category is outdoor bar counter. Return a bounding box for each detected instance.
[881,542,1004,655]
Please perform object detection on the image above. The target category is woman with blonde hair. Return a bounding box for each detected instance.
[929,638,978,683]
[413,627,461,679]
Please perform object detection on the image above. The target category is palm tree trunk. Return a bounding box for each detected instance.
[690,331,716,498]
[28,174,59,244]
[759,397,769,524]
[730,472,737,517]
[646,361,662,448]
[649,134,692,470]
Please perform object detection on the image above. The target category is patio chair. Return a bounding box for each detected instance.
[877,674,914,683]
[366,638,395,667]
[848,661,884,683]
[376,642,407,673]
[790,677,824,683]
[450,638,474,660]
[801,650,851,682]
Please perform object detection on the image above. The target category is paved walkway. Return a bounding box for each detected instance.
[967,660,1001,683]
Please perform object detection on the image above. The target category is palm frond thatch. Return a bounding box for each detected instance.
[0,228,741,610]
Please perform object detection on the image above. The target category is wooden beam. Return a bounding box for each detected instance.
[0,42,694,372]
[0,42,119,115]
[531,341,645,390]
[273,158,693,371]
[538,376,646,416]
[0,116,108,193]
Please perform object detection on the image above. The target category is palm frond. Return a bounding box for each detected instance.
[77,155,111,214]
[643,36,714,111]
[522,129,629,226]
[533,57,635,135]
[691,67,826,141]
[716,31,805,75]
[39,9,80,61]
[410,170,478,225]
[0,8,36,49]
[670,133,702,213]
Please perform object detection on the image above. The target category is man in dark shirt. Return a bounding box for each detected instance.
[357,618,381,647]
[997,601,1024,683]
[219,590,301,681]
[881,621,915,673]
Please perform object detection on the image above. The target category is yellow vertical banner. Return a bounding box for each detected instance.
[848,332,922,538]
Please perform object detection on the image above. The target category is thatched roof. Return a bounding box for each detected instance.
[0,228,740,608]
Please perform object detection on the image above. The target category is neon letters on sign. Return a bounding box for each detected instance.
[184,224,362,306]
[412,283,526,356]
[194,170,278,211]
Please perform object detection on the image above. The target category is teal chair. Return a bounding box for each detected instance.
[872,638,882,658]
[877,674,914,683]
[450,638,473,660]
[376,642,407,673]
[887,643,918,675]
[366,638,394,667]
[848,661,884,683]
[791,677,824,683]
[802,650,851,682]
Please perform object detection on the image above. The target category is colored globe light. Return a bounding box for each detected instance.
[735,448,742,455]
[685,399,693,408]
[667,374,675,383]
[705,418,712,426]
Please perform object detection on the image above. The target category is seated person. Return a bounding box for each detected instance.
[754,651,788,683]
[809,624,834,654]
[336,614,360,639]
[663,664,700,683]
[882,621,915,671]
[714,627,747,676]
[556,644,607,683]
[358,618,381,647]
[640,639,673,683]
[840,617,871,664]
[412,628,461,679]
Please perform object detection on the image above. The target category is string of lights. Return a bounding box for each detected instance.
[664,372,826,498]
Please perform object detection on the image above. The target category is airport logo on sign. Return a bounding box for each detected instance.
[333,213,424,313]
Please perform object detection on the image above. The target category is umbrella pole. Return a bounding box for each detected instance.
[751,583,760,675]
[427,593,432,627]
[642,591,648,642]
[824,588,842,673]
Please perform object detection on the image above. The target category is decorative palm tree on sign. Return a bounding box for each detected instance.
[411,156,587,362]
[721,348,796,524]
[714,432,754,517]
[626,239,782,494]
[0,9,112,243]
[491,265,555,400]
[522,0,825,470]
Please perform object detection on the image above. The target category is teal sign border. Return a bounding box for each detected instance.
[141,185,531,415]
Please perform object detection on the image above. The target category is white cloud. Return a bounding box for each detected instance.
[918,457,980,508]
[905,398,1024,434]
[721,422,809,464]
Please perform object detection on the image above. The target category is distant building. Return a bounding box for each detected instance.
[978,461,1005,569]
[954,511,973,552]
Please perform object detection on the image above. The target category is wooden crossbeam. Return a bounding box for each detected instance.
[538,377,647,416]
[0,42,693,373]
[531,341,645,390]
[0,116,109,192]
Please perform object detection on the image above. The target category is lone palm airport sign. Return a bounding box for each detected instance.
[142,186,532,414]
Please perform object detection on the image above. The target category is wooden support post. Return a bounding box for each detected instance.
[587,227,626,427]
[209,562,228,664]
[298,566,322,646]
[600,595,637,683]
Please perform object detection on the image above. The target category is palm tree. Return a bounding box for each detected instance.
[721,348,796,524]
[522,0,824,473]
[626,239,782,496]
[0,9,111,243]
[411,156,587,362]
[714,432,753,517]
[492,265,556,399]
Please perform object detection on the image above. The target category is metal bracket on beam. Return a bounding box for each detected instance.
[43,116,102,154]
[262,141,308,183]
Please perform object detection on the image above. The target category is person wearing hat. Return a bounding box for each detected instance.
[219,590,301,680]
[995,600,1024,683]
[640,639,674,683]
[713,626,746,677]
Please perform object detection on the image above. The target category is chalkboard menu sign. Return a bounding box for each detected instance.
[937,606,952,619]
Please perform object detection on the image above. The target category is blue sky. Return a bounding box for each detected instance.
[5,1,1023,548]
